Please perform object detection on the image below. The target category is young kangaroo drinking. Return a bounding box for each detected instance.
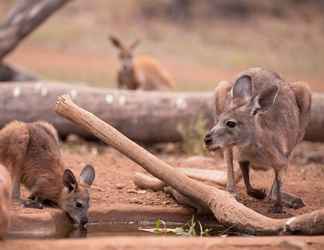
[0,121,95,226]
[204,68,311,213]
[109,35,174,91]
[0,164,11,238]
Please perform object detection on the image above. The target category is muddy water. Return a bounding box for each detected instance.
[8,220,229,239]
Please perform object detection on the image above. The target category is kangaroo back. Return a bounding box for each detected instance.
[0,121,29,182]
[0,121,96,226]
[134,56,174,90]
[0,164,11,238]
[22,122,64,202]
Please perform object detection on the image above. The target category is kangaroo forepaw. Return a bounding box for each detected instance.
[281,192,305,209]
[22,199,44,209]
[247,188,267,200]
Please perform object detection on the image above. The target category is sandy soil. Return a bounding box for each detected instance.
[10,139,324,221]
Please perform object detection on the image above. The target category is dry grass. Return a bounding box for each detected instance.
[2,0,324,91]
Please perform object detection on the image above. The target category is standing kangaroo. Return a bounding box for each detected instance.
[109,35,174,91]
[0,164,11,238]
[0,121,96,226]
[204,68,311,213]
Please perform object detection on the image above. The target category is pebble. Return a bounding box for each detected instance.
[126,189,147,194]
[127,189,137,194]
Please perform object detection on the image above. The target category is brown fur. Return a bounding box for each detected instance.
[0,121,95,225]
[0,164,11,238]
[205,67,312,212]
[110,35,174,91]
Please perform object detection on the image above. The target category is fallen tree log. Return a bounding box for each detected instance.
[0,82,323,143]
[0,82,213,143]
[0,0,72,60]
[55,95,324,235]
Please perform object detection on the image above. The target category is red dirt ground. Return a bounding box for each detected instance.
[10,139,324,220]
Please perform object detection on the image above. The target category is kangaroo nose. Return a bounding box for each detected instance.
[80,217,88,226]
[204,132,213,145]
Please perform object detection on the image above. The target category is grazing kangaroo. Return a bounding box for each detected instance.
[0,121,96,226]
[109,35,174,90]
[204,68,311,213]
[0,164,11,238]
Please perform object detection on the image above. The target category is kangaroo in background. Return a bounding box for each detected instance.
[0,121,96,226]
[204,68,311,213]
[0,164,11,238]
[109,35,174,91]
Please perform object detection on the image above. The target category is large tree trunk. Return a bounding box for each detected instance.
[54,95,324,235]
[0,0,72,60]
[0,82,323,143]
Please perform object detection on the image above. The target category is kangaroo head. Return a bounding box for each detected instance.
[109,35,140,71]
[60,164,95,226]
[205,75,279,150]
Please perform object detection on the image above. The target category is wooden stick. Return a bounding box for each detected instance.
[55,95,324,235]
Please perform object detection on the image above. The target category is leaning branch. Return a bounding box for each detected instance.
[55,95,324,235]
[0,0,72,60]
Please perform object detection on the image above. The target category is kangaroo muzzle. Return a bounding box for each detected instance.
[204,132,213,146]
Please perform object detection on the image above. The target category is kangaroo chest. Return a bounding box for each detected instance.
[118,69,139,90]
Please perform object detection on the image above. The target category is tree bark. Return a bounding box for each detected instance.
[0,0,72,60]
[54,95,324,235]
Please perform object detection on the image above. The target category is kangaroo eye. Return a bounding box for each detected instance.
[226,120,237,128]
[75,202,83,208]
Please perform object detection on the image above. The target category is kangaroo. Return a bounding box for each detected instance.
[109,35,174,91]
[0,164,11,238]
[0,121,96,226]
[204,67,311,213]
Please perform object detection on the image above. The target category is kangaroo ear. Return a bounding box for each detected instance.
[63,169,78,192]
[80,164,95,187]
[109,35,123,50]
[231,75,252,100]
[129,39,140,50]
[251,85,280,115]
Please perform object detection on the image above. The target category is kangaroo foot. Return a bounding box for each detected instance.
[268,191,305,209]
[247,188,267,200]
[280,192,305,209]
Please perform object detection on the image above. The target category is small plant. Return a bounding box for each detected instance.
[177,115,209,156]
[140,216,213,237]
[177,215,212,237]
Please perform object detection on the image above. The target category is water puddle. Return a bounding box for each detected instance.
[8,217,238,239]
